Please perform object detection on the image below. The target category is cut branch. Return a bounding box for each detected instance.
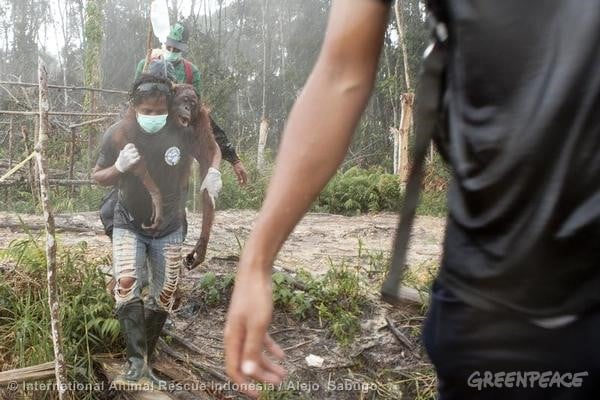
[385,316,413,349]
[0,152,35,183]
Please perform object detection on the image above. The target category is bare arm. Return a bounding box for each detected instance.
[225,0,391,395]
[92,164,122,187]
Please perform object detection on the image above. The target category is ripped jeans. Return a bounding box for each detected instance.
[112,227,183,312]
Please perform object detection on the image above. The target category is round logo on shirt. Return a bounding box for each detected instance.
[164,147,181,166]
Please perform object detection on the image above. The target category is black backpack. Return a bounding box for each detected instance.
[99,188,118,239]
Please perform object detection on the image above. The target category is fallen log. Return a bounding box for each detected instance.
[94,358,176,400]
[0,212,104,234]
[0,361,55,385]
[95,354,216,400]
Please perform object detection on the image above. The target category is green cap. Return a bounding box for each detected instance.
[166,23,189,52]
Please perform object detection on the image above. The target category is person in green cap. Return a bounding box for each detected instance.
[135,22,248,186]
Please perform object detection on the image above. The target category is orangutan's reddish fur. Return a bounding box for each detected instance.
[108,83,218,268]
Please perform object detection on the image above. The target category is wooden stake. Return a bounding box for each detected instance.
[34,119,41,197]
[36,57,69,400]
[87,93,96,179]
[69,127,76,195]
[8,117,13,169]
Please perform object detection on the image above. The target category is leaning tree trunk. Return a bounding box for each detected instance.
[394,0,415,181]
[398,93,414,181]
[37,58,69,400]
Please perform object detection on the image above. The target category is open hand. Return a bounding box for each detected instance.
[224,266,286,398]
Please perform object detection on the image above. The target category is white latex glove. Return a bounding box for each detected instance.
[115,143,140,173]
[200,167,222,207]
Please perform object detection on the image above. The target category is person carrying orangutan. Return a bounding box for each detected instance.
[92,73,222,389]
[135,22,249,185]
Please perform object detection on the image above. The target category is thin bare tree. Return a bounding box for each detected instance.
[257,0,270,171]
[394,0,414,181]
[37,57,69,400]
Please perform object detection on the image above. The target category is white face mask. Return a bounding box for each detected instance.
[164,50,183,63]
[136,113,168,134]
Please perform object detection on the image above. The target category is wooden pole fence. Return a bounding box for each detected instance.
[0,80,128,95]
[0,110,118,117]
[0,179,95,187]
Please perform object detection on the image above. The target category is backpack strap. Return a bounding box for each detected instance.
[381,12,448,305]
[183,59,194,84]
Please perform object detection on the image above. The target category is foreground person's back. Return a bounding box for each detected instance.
[437,0,600,317]
[424,1,600,398]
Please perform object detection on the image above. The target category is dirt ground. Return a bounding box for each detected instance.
[0,210,445,275]
[0,210,446,399]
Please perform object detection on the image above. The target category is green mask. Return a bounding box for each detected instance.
[164,50,182,63]
[136,113,168,134]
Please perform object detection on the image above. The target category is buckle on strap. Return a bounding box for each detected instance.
[427,13,448,43]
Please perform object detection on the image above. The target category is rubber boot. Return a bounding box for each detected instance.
[113,299,152,390]
[145,307,169,386]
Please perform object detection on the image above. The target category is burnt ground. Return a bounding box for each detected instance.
[0,210,445,399]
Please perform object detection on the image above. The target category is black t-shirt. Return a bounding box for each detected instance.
[96,121,190,237]
[434,0,600,317]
